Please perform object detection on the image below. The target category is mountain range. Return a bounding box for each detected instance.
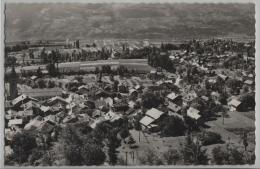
[5,3,255,42]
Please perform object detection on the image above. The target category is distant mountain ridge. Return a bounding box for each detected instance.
[5,3,255,42]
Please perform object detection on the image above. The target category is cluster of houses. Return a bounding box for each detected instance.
[4,38,255,159]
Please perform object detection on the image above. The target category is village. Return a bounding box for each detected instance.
[4,38,256,166]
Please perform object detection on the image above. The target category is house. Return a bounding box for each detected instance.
[63,114,78,123]
[211,91,220,102]
[5,101,13,110]
[150,70,156,74]
[248,73,254,79]
[139,116,155,129]
[244,80,254,86]
[208,78,217,84]
[6,109,18,119]
[66,102,76,110]
[166,92,182,105]
[228,99,242,111]
[44,114,58,124]
[128,100,136,109]
[112,101,129,112]
[139,108,165,130]
[92,109,106,118]
[22,100,39,110]
[17,110,34,119]
[104,97,113,107]
[134,84,142,91]
[40,105,51,115]
[77,113,91,122]
[129,89,138,99]
[90,117,107,129]
[183,92,197,106]
[165,80,173,84]
[85,99,96,109]
[118,83,128,93]
[47,96,68,107]
[19,87,63,100]
[8,119,23,127]
[167,102,181,114]
[201,96,209,102]
[125,108,135,115]
[24,116,43,131]
[31,75,38,80]
[218,74,228,81]
[77,85,90,95]
[38,121,55,134]
[5,146,13,157]
[156,80,164,86]
[95,90,112,98]
[104,110,123,123]
[5,128,16,142]
[12,94,30,108]
[187,107,201,121]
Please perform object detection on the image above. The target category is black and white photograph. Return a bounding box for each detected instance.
[2,0,258,167]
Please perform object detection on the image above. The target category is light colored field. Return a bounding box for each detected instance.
[117,129,186,165]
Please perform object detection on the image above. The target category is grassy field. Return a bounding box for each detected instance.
[204,110,255,159]
[116,109,255,165]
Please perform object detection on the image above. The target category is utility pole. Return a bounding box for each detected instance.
[139,129,141,142]
[125,151,128,166]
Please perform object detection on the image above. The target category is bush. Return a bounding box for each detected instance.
[163,148,180,165]
[211,146,228,165]
[211,144,254,165]
[139,148,163,165]
[198,131,222,146]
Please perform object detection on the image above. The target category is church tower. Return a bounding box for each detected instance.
[9,66,18,100]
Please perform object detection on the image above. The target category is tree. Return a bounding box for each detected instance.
[47,80,56,88]
[5,56,17,68]
[37,67,43,78]
[10,132,37,163]
[37,79,46,88]
[64,144,83,165]
[141,92,162,109]
[113,80,119,92]
[219,93,228,105]
[47,63,58,77]
[240,93,255,111]
[241,131,248,151]
[211,144,249,165]
[226,79,241,94]
[180,135,208,165]
[56,125,106,166]
[163,148,180,165]
[22,52,26,65]
[80,143,106,165]
[107,128,121,165]
[160,116,186,137]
